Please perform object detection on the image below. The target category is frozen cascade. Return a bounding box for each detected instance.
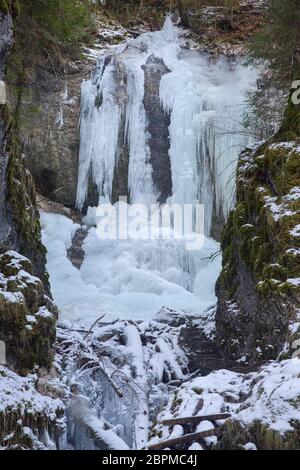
[43,17,258,327]
[76,16,257,232]
[125,55,156,207]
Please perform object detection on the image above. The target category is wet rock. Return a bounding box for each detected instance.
[142,55,172,203]
[67,226,88,269]
[8,58,92,208]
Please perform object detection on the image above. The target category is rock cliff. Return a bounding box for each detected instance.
[0,5,56,373]
[216,141,300,363]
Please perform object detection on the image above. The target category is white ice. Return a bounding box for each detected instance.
[76,16,257,233]
[41,211,221,326]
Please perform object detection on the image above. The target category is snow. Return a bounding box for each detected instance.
[238,359,300,433]
[290,224,300,238]
[150,357,300,447]
[243,442,257,450]
[57,311,188,449]
[264,196,297,222]
[67,396,129,450]
[123,324,149,448]
[0,365,64,417]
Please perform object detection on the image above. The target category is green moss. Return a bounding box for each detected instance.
[0,0,9,14]
[217,141,300,361]
[0,252,56,373]
[215,419,250,450]
[0,0,20,16]
[276,91,300,141]
[2,105,48,287]
[219,143,300,299]
[217,419,300,450]
[191,387,203,395]
[250,421,300,450]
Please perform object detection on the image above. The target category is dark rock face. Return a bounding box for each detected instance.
[8,58,91,208]
[0,12,56,373]
[67,226,88,269]
[112,60,129,204]
[0,129,10,244]
[143,55,172,204]
[0,12,13,80]
[111,55,172,206]
[216,143,300,363]
[0,12,13,246]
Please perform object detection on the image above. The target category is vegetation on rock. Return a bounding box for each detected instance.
[248,0,300,139]
[0,251,57,373]
[216,0,300,362]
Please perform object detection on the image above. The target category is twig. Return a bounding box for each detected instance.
[83,314,106,341]
[161,413,231,427]
[147,428,219,450]
[77,365,124,398]
[200,250,221,262]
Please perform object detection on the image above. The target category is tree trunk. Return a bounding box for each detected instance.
[277,59,300,140]
[178,0,191,28]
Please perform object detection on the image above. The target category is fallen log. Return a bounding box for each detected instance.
[161,413,231,427]
[147,429,218,450]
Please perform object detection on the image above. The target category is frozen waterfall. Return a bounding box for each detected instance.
[42,17,257,325]
[76,16,257,233]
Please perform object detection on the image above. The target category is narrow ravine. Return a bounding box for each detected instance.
[40,17,258,450]
[2,1,300,454]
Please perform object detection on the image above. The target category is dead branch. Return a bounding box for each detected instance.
[161,413,231,427]
[83,314,106,341]
[147,428,218,450]
[78,365,124,399]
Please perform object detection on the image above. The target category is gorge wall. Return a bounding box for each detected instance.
[216,141,300,363]
[0,6,57,375]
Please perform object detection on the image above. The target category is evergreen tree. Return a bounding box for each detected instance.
[249,0,300,139]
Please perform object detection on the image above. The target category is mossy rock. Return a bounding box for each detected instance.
[0,0,20,17]
[215,419,251,450]
[2,101,49,288]
[0,251,57,373]
[216,142,300,362]
[250,421,300,450]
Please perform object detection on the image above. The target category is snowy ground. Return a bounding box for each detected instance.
[0,365,65,450]
[54,308,300,450]
[149,355,300,449]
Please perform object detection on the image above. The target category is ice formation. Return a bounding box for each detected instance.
[41,212,221,325]
[76,16,257,233]
[43,18,257,325]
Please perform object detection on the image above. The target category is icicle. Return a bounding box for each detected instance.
[125,57,156,207]
[76,57,121,210]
